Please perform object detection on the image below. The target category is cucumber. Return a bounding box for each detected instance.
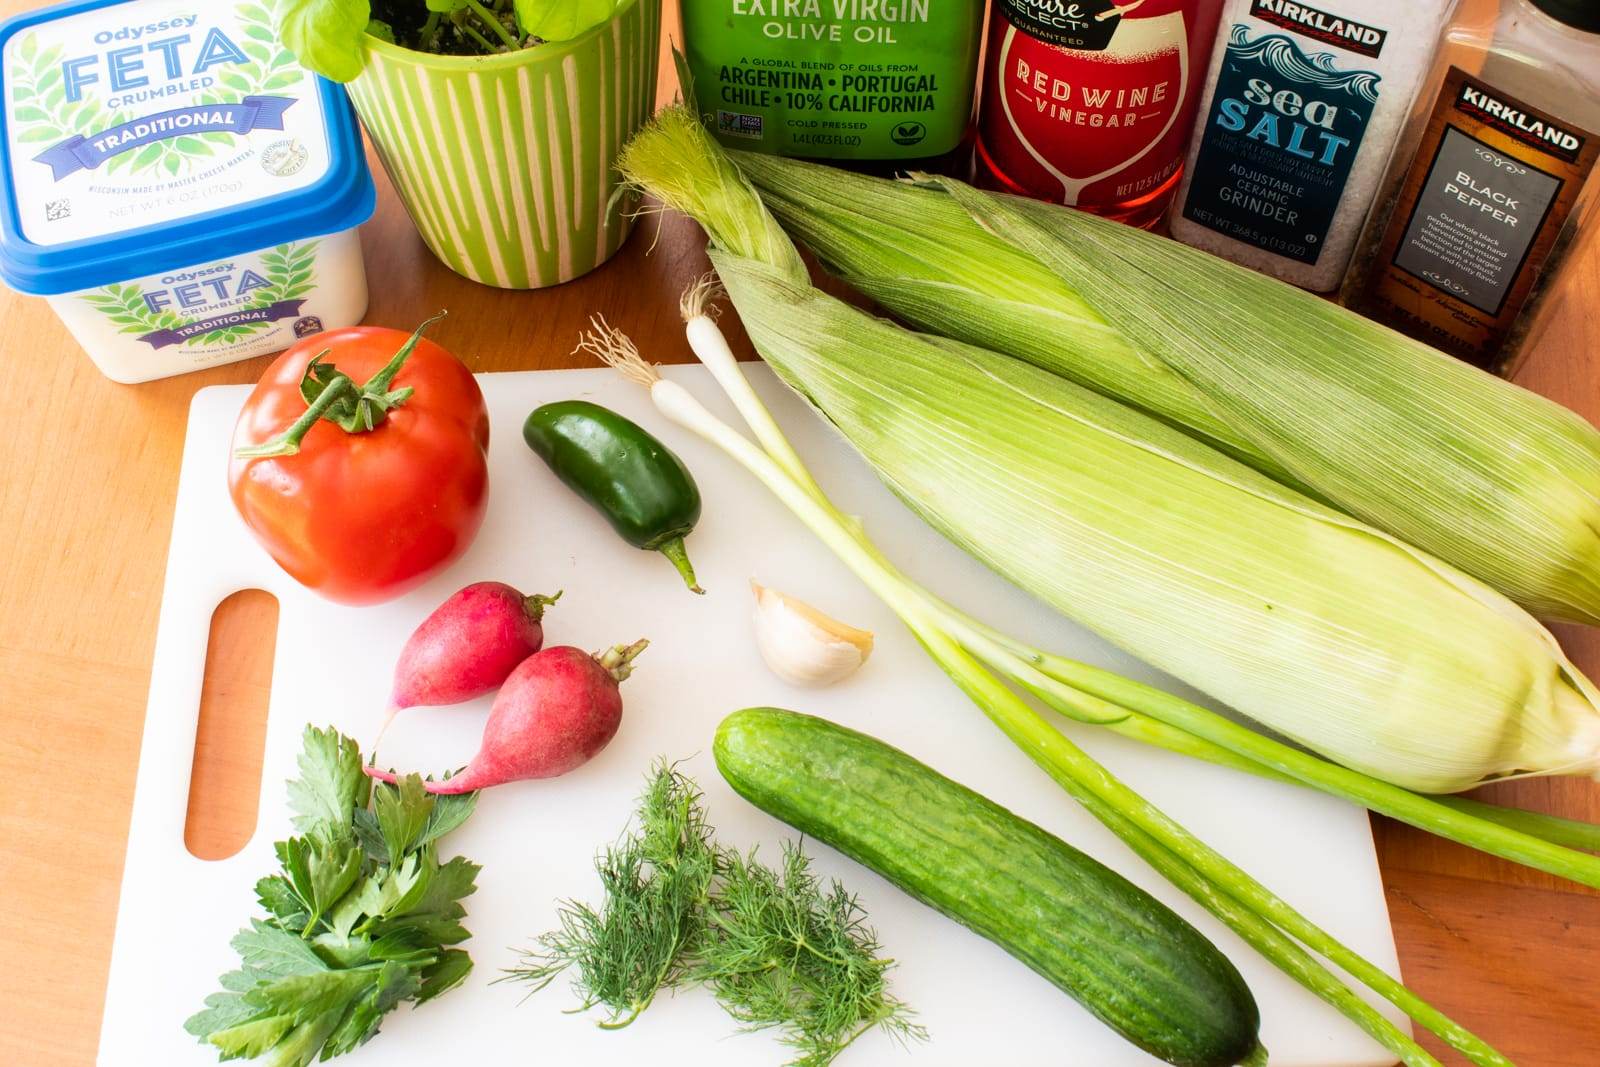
[714,707,1262,1067]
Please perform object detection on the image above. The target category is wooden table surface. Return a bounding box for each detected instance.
[2,3,1597,1064]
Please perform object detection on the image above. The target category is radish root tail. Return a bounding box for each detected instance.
[680,272,726,323]
[576,315,661,388]
[371,704,400,764]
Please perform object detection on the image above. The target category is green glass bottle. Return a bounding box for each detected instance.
[679,0,984,174]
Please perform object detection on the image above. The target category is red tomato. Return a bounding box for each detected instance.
[228,321,490,606]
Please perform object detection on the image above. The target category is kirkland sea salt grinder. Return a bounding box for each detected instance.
[1342,0,1600,375]
[1170,0,1456,291]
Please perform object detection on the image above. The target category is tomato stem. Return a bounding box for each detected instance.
[367,312,448,393]
[234,373,354,458]
[233,313,449,459]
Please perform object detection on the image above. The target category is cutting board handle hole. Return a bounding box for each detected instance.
[184,589,279,861]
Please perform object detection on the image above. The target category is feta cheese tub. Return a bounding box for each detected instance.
[0,0,375,383]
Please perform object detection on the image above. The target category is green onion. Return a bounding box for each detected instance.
[731,150,1600,627]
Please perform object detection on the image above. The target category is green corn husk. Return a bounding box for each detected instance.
[619,107,1600,796]
[730,151,1600,627]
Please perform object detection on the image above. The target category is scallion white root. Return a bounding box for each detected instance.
[681,272,824,499]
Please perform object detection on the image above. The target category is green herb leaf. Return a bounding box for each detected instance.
[287,725,367,838]
[694,843,925,1064]
[512,0,620,42]
[374,774,434,866]
[255,875,309,929]
[351,807,389,865]
[278,0,372,82]
[322,961,418,1056]
[279,835,351,926]
[420,790,478,847]
[232,920,329,982]
[243,969,376,1025]
[367,927,437,962]
[309,841,364,928]
[417,948,474,1004]
[204,1013,298,1058]
[183,992,264,1041]
[324,875,377,942]
[403,854,480,918]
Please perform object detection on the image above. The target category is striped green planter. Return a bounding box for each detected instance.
[345,0,661,289]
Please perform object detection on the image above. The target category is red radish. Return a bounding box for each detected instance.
[368,639,648,793]
[377,582,560,748]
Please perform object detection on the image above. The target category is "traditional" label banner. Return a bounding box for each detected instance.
[137,299,306,348]
[34,95,297,180]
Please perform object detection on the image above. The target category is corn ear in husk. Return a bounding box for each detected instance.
[619,107,1600,795]
[732,152,1600,627]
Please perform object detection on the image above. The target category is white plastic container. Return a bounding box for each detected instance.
[0,0,376,383]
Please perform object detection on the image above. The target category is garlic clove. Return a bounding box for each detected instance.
[751,581,873,688]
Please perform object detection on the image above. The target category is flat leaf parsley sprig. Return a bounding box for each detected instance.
[185,726,480,1065]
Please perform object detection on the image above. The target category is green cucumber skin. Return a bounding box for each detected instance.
[713,708,1261,1067]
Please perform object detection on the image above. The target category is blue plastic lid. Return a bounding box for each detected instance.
[0,0,374,296]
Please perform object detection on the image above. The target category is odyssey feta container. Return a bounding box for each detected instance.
[0,0,376,383]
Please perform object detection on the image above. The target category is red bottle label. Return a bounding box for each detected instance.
[979,0,1220,214]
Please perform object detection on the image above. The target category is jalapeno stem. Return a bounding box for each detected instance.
[658,537,704,595]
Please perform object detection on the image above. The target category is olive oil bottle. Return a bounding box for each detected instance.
[678,0,984,174]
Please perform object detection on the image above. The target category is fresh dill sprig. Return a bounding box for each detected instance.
[693,842,926,1066]
[504,761,717,1026]
[506,762,924,1064]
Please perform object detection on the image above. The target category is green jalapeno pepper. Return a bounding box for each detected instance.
[523,400,705,594]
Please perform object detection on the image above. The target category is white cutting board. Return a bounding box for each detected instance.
[98,364,1409,1067]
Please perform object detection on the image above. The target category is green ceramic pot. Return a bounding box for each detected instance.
[345,0,661,289]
